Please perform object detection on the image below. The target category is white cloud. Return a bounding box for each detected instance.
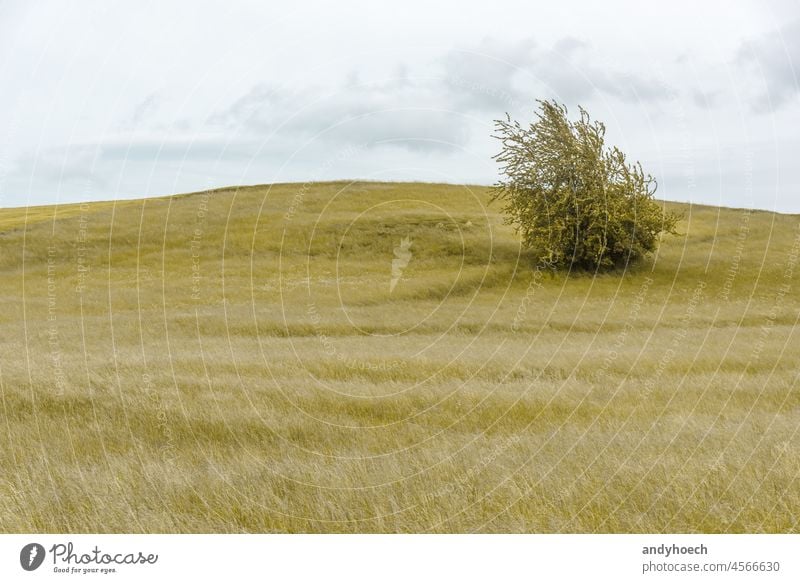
[0,0,798,211]
[737,18,800,112]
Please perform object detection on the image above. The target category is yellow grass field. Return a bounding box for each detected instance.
[1,181,799,533]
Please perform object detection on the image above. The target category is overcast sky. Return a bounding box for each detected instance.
[1,0,799,210]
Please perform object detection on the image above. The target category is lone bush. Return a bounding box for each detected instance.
[492,100,679,270]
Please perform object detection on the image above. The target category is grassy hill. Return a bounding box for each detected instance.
[1,181,798,533]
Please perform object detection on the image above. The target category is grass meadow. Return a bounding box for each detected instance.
[1,181,799,533]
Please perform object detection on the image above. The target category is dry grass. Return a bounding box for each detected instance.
[1,181,799,532]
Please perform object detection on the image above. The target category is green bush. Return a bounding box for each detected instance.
[492,100,679,270]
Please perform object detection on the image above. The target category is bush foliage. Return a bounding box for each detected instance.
[492,100,679,270]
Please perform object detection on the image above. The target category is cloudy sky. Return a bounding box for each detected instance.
[0,0,798,210]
